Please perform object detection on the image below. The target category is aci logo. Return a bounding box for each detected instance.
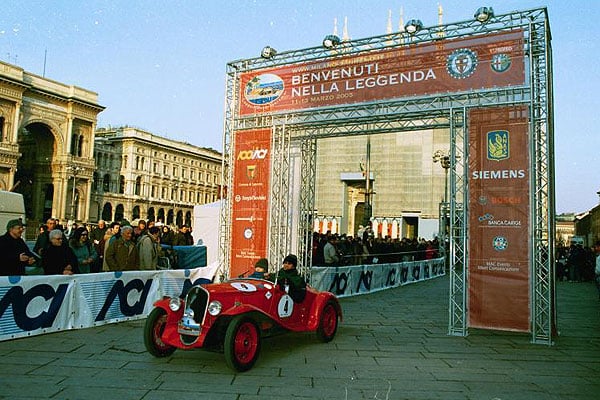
[447,49,478,79]
[487,130,509,161]
[244,73,284,105]
[237,148,268,160]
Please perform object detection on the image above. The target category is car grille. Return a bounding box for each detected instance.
[178,285,209,344]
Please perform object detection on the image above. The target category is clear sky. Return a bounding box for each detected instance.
[1,0,597,214]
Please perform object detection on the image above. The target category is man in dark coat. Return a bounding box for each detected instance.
[0,219,37,276]
[41,229,79,275]
[88,220,108,272]
[105,226,139,271]
[268,254,306,303]
[33,218,57,257]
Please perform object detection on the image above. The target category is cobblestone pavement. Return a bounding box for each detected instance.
[1,275,599,400]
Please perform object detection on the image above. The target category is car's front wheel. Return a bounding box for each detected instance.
[224,315,261,372]
[144,307,176,357]
[316,300,339,342]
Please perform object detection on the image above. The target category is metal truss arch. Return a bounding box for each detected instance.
[221,7,554,344]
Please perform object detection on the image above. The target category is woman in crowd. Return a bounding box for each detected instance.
[69,227,98,274]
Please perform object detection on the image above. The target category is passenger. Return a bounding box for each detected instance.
[249,258,269,279]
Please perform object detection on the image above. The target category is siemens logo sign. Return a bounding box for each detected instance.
[471,169,526,180]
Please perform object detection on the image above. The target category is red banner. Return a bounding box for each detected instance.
[468,106,530,332]
[229,129,271,278]
[239,30,524,116]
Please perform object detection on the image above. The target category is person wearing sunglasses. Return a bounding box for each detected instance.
[69,227,98,274]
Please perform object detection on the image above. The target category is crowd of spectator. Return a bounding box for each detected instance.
[0,217,194,276]
[311,229,440,267]
[556,243,596,282]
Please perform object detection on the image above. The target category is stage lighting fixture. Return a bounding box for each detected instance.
[474,7,494,22]
[260,46,277,59]
[404,19,423,35]
[322,34,341,49]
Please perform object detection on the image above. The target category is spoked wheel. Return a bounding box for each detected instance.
[316,301,339,342]
[144,308,176,357]
[224,316,261,372]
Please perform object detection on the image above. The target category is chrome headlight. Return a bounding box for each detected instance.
[207,301,222,316]
[168,297,181,311]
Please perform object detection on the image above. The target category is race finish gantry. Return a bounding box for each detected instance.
[219,7,554,344]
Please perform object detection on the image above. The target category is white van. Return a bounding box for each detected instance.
[0,190,26,237]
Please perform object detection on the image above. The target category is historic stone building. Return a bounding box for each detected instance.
[313,129,451,239]
[555,213,576,246]
[0,61,104,233]
[93,127,222,227]
[1,61,222,235]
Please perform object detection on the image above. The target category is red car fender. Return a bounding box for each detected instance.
[151,297,189,347]
[306,291,343,331]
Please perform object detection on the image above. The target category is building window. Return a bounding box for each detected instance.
[134,176,142,196]
[78,135,84,157]
[92,172,99,192]
[70,134,79,155]
[119,175,125,194]
[103,174,111,192]
[0,116,4,141]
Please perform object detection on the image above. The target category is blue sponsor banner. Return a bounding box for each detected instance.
[310,258,445,298]
[0,264,219,341]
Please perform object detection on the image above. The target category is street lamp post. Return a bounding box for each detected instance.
[433,150,458,269]
[432,150,451,204]
[171,182,179,226]
[68,166,83,221]
[362,135,375,227]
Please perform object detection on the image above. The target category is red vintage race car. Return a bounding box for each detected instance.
[143,277,342,372]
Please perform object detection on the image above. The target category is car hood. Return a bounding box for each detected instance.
[203,279,275,297]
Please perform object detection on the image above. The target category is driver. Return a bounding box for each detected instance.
[268,254,306,303]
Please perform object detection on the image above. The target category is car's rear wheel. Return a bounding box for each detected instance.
[316,301,339,342]
[224,316,261,372]
[144,308,176,357]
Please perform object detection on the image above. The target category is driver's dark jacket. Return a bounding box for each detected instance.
[269,268,306,303]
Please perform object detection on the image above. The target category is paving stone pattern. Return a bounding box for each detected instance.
[1,275,599,400]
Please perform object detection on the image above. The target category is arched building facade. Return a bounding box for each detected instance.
[0,61,104,235]
[92,127,222,228]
